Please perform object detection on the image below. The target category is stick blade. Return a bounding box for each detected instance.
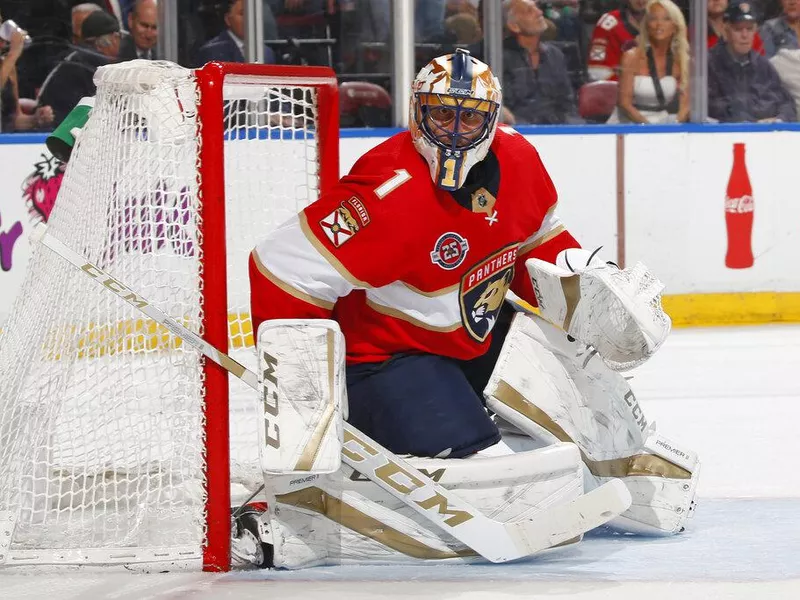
[504,479,632,560]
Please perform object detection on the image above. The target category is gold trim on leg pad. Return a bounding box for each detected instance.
[491,380,691,480]
[276,487,478,560]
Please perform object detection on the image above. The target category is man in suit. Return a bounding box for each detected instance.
[119,0,158,60]
[195,0,276,66]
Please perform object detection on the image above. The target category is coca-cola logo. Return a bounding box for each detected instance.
[725,195,754,213]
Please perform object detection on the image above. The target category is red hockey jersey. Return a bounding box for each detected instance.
[587,9,639,81]
[249,127,579,364]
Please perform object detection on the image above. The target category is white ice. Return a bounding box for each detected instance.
[3,325,799,599]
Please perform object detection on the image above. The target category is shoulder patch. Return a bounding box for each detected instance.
[319,201,367,248]
[344,196,370,227]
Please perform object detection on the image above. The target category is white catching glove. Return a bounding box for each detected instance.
[526,248,671,371]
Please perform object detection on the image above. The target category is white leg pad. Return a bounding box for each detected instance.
[257,319,345,475]
[264,443,584,568]
[484,312,700,536]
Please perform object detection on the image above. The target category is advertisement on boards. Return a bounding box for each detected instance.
[1,145,65,324]
[624,131,800,296]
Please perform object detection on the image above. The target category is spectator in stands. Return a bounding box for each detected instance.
[501,0,580,124]
[587,0,646,81]
[708,1,796,122]
[0,11,54,131]
[195,0,276,66]
[37,10,121,128]
[709,1,766,53]
[766,1,800,114]
[444,11,482,45]
[71,2,103,44]
[119,0,158,60]
[609,0,689,123]
[760,0,800,56]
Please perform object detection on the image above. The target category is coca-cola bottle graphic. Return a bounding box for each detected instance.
[724,143,754,269]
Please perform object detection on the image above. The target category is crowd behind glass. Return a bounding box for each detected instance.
[0,0,798,132]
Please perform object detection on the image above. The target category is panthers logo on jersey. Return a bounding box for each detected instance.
[459,245,518,342]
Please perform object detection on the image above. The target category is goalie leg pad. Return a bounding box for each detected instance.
[604,433,700,535]
[256,319,345,475]
[263,443,584,568]
[484,312,700,536]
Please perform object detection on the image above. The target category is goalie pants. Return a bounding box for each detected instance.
[345,306,514,458]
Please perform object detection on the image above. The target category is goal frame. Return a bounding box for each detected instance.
[180,62,338,572]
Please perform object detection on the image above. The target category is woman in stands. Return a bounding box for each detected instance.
[0,11,53,132]
[608,0,689,124]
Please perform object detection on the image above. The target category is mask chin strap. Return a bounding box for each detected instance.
[436,148,465,191]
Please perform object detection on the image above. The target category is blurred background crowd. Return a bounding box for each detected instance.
[0,0,798,132]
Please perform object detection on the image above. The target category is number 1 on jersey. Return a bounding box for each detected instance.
[374,169,412,199]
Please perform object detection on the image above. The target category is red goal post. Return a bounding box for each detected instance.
[0,60,339,572]
[196,62,339,571]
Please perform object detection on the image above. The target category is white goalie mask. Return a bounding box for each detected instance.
[409,49,502,191]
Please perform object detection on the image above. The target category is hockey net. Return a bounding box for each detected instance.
[0,60,339,570]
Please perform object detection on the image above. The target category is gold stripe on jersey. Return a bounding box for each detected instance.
[400,280,460,298]
[519,224,566,256]
[251,250,335,310]
[366,298,463,333]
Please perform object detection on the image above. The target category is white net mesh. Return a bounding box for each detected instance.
[0,60,324,566]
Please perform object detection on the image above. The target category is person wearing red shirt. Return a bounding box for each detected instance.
[587,0,646,81]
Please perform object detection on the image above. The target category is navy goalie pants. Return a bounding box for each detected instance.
[345,306,513,458]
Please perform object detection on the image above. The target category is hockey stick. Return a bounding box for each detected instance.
[32,223,631,563]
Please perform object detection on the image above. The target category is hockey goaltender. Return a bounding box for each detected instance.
[243,48,700,568]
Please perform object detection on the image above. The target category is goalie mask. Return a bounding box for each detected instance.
[409,48,501,191]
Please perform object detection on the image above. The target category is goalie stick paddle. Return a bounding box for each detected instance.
[32,223,632,563]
